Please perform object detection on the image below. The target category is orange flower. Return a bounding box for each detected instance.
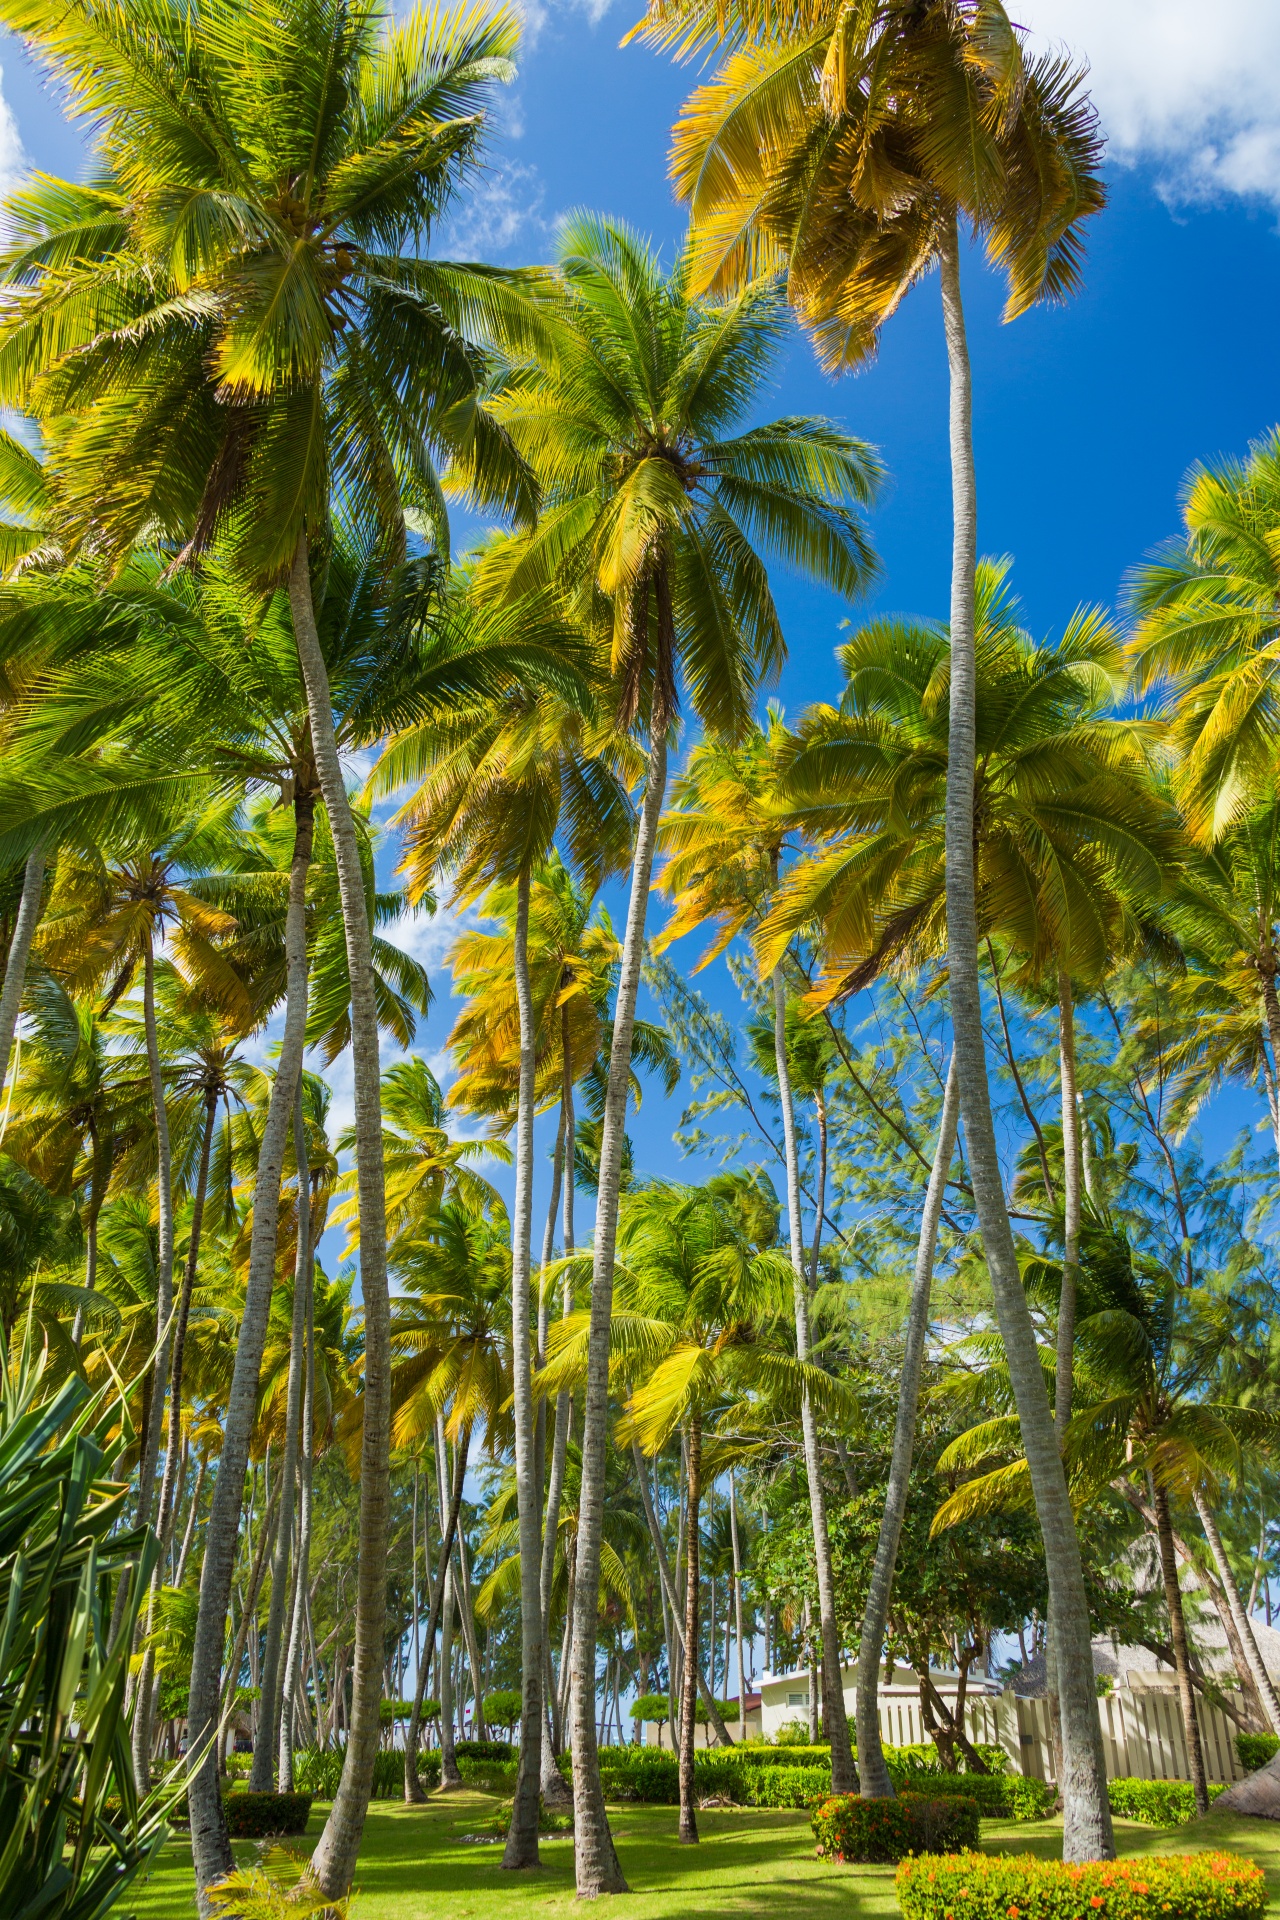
[1089,1899,1104,1910]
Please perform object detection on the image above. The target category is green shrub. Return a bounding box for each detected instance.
[222,1792,313,1838]
[484,1689,523,1734]
[881,1740,1008,1779]
[1236,1731,1280,1774]
[456,1737,515,1763]
[457,1756,519,1794]
[811,1792,979,1863]
[1107,1777,1228,1826]
[907,1771,1053,1821]
[776,1719,812,1745]
[895,1849,1266,1919]
[293,1745,425,1798]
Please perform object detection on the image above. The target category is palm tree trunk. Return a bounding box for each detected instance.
[631,1436,732,1744]
[1260,976,1280,1179]
[1152,1480,1209,1814]
[771,961,856,1794]
[1057,966,1082,1440]
[72,1122,105,1349]
[854,1052,959,1797]
[1193,1487,1280,1733]
[0,837,44,1101]
[808,1087,827,1286]
[252,1072,311,1790]
[570,714,671,1897]
[938,213,1113,1865]
[289,535,390,1898]
[729,1472,746,1745]
[176,1454,208,1587]
[133,1076,220,1790]
[404,1422,470,1801]
[678,1414,702,1844]
[506,868,545,1866]
[439,1562,461,1789]
[186,790,314,1912]
[540,1065,576,1808]
[281,1213,317,1791]
[137,936,176,1531]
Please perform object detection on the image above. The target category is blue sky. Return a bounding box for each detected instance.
[3,0,1279,1248]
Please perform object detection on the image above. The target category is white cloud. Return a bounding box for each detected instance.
[1017,0,1280,209]
[0,68,24,204]
[445,160,549,257]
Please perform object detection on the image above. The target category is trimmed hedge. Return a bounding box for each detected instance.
[222,1792,313,1837]
[1236,1732,1280,1774]
[895,1849,1266,1920]
[812,1792,980,1864]
[1107,1777,1228,1826]
[910,1771,1054,1822]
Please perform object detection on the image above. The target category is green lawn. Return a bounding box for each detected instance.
[129,1793,1280,1920]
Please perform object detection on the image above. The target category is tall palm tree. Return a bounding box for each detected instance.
[762,563,1179,1797]
[0,0,535,1891]
[639,0,1111,1857]
[654,713,856,1789]
[370,579,631,1864]
[473,211,878,1891]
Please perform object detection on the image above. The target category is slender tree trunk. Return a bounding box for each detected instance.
[729,1472,746,1745]
[176,1455,208,1587]
[134,1078,220,1789]
[289,536,390,1898]
[0,838,44,1101]
[137,936,176,1531]
[678,1416,702,1844]
[187,790,314,1910]
[282,1087,317,1790]
[541,1070,576,1808]
[570,717,671,1896]
[854,1053,959,1797]
[1152,1480,1209,1815]
[808,1089,827,1287]
[506,870,545,1865]
[72,1126,106,1350]
[631,1438,732,1744]
[1057,966,1082,1440]
[771,961,855,1793]
[404,1423,470,1801]
[439,1562,461,1788]
[1193,1488,1280,1733]
[938,216,1113,1865]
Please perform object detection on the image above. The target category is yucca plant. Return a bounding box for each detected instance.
[0,1330,173,1919]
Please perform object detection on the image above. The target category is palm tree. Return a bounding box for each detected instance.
[762,563,1178,1797]
[639,0,1111,1858]
[1128,430,1280,845]
[654,713,856,1789]
[0,0,536,1889]
[369,581,632,1864]
[473,211,878,1891]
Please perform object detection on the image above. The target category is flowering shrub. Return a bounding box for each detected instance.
[812,1792,979,1863]
[1107,1778,1228,1826]
[895,1849,1266,1919]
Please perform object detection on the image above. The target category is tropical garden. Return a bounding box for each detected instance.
[2,0,1280,1916]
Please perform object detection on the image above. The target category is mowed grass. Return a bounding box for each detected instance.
[129,1792,1280,1920]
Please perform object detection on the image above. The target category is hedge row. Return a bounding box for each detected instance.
[896,1850,1266,1920]
[572,1744,1044,1816]
[222,1792,313,1838]
[1107,1777,1229,1826]
[293,1748,414,1798]
[812,1793,980,1863]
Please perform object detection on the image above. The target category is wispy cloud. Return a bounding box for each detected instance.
[445,160,549,259]
[1019,0,1280,211]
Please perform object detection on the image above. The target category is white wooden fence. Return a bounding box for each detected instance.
[876,1681,1246,1785]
